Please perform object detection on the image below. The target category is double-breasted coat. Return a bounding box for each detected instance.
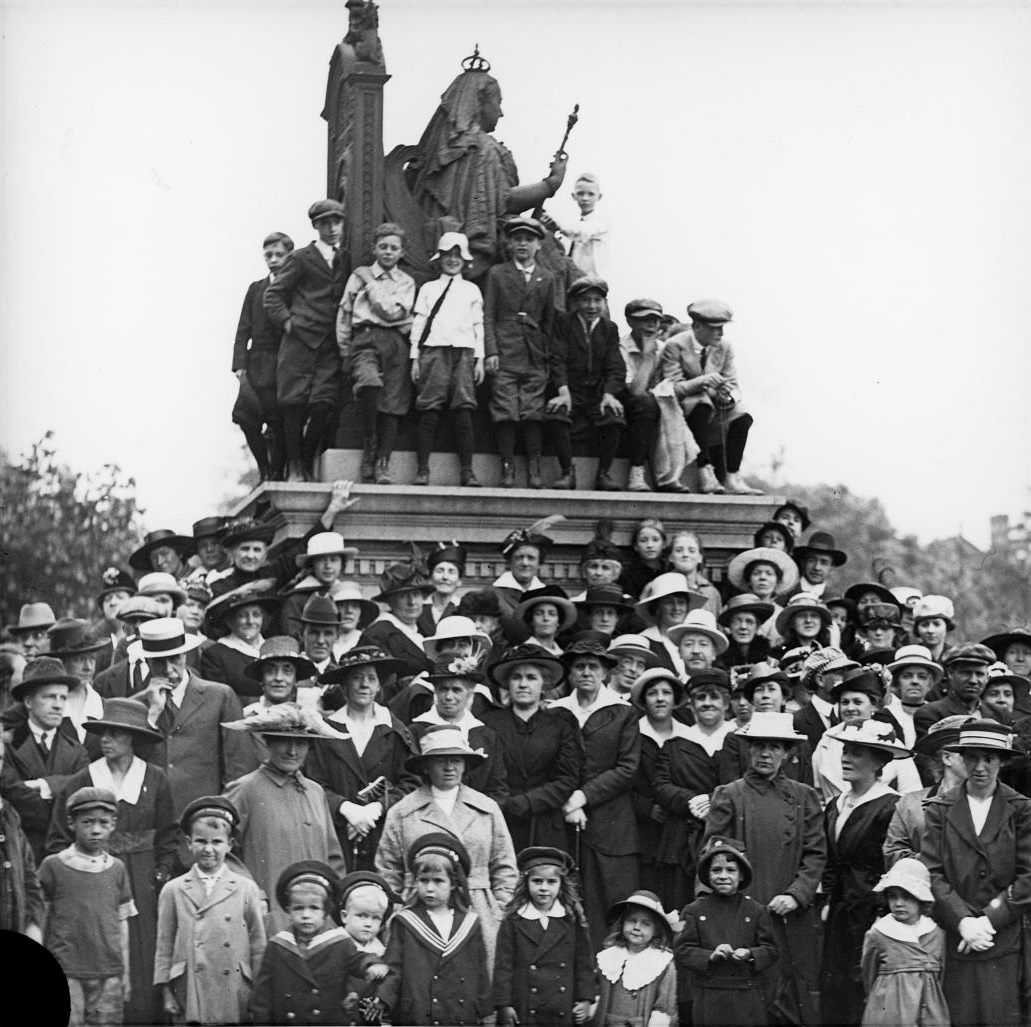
[548,311,626,413]
[491,910,596,1025]
[302,705,420,870]
[154,864,266,1025]
[479,704,583,853]
[923,782,1031,1026]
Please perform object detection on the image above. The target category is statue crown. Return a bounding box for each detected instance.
[461,44,491,73]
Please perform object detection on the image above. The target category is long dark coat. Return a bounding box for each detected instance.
[820,789,900,1027]
[719,730,814,786]
[491,911,596,1025]
[358,620,433,694]
[200,641,263,701]
[549,311,625,408]
[923,782,1031,1026]
[479,705,583,852]
[303,711,420,870]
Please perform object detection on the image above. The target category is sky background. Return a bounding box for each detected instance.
[3,0,1029,549]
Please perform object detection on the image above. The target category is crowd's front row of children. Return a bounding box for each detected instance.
[41,785,947,1026]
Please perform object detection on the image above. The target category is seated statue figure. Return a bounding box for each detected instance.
[386,49,574,284]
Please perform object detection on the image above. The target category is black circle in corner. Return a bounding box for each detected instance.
[0,930,70,1025]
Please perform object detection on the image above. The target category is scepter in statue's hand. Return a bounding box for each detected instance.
[535,104,580,219]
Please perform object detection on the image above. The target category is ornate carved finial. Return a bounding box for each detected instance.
[461,44,491,73]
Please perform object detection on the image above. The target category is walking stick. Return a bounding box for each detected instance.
[532,104,580,220]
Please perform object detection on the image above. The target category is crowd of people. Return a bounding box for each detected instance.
[4,482,1031,1026]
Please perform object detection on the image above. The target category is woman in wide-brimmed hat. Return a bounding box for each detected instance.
[129,529,196,576]
[819,718,911,1026]
[47,618,109,747]
[634,571,708,676]
[515,585,578,656]
[922,719,1031,1027]
[200,583,281,701]
[726,545,799,645]
[47,698,177,1025]
[771,592,833,662]
[716,592,774,672]
[304,646,420,872]
[374,723,518,970]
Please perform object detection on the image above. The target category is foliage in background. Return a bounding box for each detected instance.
[1,433,144,625]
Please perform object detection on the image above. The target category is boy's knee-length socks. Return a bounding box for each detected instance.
[686,406,715,466]
[453,410,474,468]
[551,422,573,472]
[302,404,331,463]
[282,406,305,465]
[357,387,381,443]
[376,413,399,461]
[522,421,542,461]
[416,411,439,467]
[597,424,621,472]
[496,421,516,461]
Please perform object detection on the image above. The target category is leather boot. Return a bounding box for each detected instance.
[594,469,621,492]
[552,465,577,490]
[413,465,430,486]
[527,459,542,489]
[460,468,481,487]
[500,460,516,488]
[375,457,392,485]
[627,465,650,492]
[360,439,377,483]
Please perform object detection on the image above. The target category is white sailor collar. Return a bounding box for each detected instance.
[597,945,674,990]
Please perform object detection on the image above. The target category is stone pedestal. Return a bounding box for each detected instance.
[228,474,785,594]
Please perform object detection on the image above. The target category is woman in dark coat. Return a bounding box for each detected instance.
[304,646,420,871]
[47,698,177,1025]
[200,585,281,701]
[819,720,910,1027]
[922,719,1031,1027]
[480,645,582,852]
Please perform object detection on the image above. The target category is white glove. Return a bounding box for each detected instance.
[687,793,711,819]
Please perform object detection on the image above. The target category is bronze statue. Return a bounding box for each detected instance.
[344,0,384,67]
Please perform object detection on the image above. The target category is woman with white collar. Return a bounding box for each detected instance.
[491,518,562,619]
[304,645,419,871]
[47,619,108,752]
[819,718,909,1027]
[200,584,281,702]
[513,585,578,656]
[47,698,177,1026]
[630,667,694,912]
[634,572,708,676]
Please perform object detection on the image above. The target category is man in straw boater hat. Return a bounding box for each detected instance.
[703,711,826,1025]
[131,617,250,817]
[211,479,357,599]
[922,719,1031,1027]
[93,595,166,701]
[1,657,89,861]
[223,704,345,932]
[6,601,57,659]
[481,643,582,851]
[549,632,641,950]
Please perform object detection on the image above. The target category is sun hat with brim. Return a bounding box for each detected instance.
[576,585,634,613]
[912,595,955,629]
[773,500,811,533]
[844,583,903,610]
[222,701,341,741]
[752,521,795,553]
[220,519,277,548]
[405,723,488,773]
[695,835,754,891]
[668,610,729,655]
[431,232,473,263]
[96,567,136,605]
[423,616,493,662]
[741,663,791,703]
[205,585,280,635]
[320,645,407,685]
[372,562,435,602]
[46,619,108,657]
[129,529,196,572]
[136,572,188,607]
[887,645,943,685]
[726,547,800,596]
[858,649,896,669]
[634,572,709,624]
[830,666,886,702]
[826,719,910,758]
[890,586,923,608]
[735,711,807,744]
[407,832,472,877]
[607,890,674,944]
[606,635,660,667]
[913,714,976,757]
[944,719,1017,758]
[774,593,832,638]
[685,668,732,695]
[138,618,203,659]
[858,604,902,629]
[718,593,775,628]
[323,582,379,629]
[243,636,318,683]
[873,857,933,903]
[824,595,857,619]
[66,786,118,817]
[275,860,339,912]
[982,629,1031,662]
[7,602,57,635]
[295,531,359,569]
[83,698,163,743]
[10,657,79,700]
[515,587,578,632]
[488,644,566,690]
[561,632,619,668]
[192,516,228,541]
[425,655,485,686]
[943,643,995,669]
[179,795,240,835]
[630,667,685,709]
[793,531,847,568]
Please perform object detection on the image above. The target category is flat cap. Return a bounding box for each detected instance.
[67,786,118,816]
[944,643,996,668]
[568,274,609,298]
[307,199,346,222]
[624,298,664,320]
[502,216,545,239]
[687,299,734,325]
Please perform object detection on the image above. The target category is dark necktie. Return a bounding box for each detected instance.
[132,662,145,692]
[39,733,50,759]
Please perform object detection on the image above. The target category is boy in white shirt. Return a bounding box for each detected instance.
[545,172,610,277]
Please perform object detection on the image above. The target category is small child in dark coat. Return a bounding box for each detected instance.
[676,834,778,1027]
[494,846,596,1026]
[336,870,395,1026]
[249,860,385,1026]
[379,832,491,1026]
[545,275,626,491]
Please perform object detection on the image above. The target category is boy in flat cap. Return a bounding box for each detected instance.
[545,275,627,490]
[233,231,294,482]
[660,299,759,495]
[337,222,417,485]
[410,231,485,487]
[264,199,351,482]
[483,217,560,488]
